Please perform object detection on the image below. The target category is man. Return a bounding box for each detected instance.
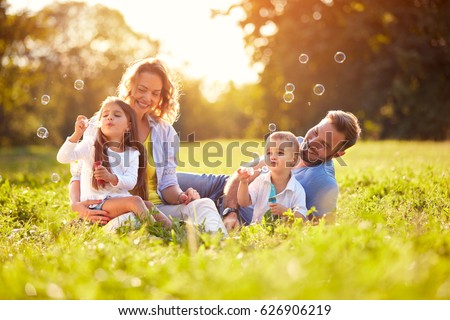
[178,110,361,230]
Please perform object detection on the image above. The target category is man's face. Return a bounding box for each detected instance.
[300,119,347,166]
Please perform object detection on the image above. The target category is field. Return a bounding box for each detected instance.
[0,140,449,299]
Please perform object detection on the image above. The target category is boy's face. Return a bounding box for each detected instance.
[300,119,346,166]
[265,138,298,172]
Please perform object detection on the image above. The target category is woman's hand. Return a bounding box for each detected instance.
[178,187,200,205]
[71,199,111,225]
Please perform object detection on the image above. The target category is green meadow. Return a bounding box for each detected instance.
[0,140,449,299]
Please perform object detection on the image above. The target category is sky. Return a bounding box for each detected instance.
[8,0,259,100]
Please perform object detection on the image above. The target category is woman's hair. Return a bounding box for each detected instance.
[265,131,300,167]
[117,57,181,125]
[325,110,361,151]
[92,96,148,200]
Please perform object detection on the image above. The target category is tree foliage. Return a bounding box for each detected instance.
[1,0,449,145]
[0,0,158,146]
[225,0,450,139]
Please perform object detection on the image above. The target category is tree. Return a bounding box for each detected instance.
[224,0,450,139]
[0,1,159,146]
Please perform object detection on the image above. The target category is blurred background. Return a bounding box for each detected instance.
[1,0,449,147]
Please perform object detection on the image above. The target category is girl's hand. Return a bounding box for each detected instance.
[269,203,289,216]
[74,115,88,135]
[69,115,88,142]
[93,165,116,184]
[178,187,200,205]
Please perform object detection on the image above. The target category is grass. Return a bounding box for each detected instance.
[0,140,449,299]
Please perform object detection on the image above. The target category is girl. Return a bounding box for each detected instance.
[57,96,161,225]
[237,131,308,223]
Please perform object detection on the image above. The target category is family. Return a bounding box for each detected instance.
[57,57,361,234]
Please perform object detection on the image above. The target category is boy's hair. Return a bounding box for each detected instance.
[117,57,181,125]
[92,96,148,200]
[265,131,300,167]
[324,110,361,151]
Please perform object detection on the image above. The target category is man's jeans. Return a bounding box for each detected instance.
[176,172,253,224]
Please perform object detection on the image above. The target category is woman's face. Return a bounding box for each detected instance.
[130,71,163,117]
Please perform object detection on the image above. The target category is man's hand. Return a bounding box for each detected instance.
[223,212,240,231]
[71,199,111,225]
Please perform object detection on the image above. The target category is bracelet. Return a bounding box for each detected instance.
[177,191,185,204]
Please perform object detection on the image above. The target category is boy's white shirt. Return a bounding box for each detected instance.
[57,137,140,201]
[249,171,307,223]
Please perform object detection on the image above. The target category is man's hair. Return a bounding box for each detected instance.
[325,110,361,150]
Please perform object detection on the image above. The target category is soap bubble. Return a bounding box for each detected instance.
[51,173,60,183]
[37,127,49,139]
[313,84,325,96]
[285,83,295,93]
[81,118,89,127]
[41,95,50,105]
[334,51,346,63]
[268,123,276,132]
[298,53,309,64]
[261,166,269,174]
[74,79,85,90]
[283,92,294,103]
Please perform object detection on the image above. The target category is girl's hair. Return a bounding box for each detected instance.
[92,96,148,200]
[117,57,181,125]
[265,131,300,167]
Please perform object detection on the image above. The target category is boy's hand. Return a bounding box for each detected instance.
[237,167,252,183]
[269,203,289,216]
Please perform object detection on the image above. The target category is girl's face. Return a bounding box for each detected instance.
[100,103,130,141]
[265,138,297,173]
[130,71,163,117]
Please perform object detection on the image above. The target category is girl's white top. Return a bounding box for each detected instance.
[69,113,180,202]
[57,137,140,201]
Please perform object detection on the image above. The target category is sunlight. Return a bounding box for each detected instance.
[9,0,258,99]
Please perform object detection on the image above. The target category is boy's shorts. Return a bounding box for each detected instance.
[88,196,111,210]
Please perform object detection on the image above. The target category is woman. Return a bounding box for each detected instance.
[69,57,227,235]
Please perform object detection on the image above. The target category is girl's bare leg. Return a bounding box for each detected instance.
[101,196,155,223]
[144,200,172,229]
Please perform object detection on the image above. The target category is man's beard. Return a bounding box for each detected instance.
[299,149,324,167]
